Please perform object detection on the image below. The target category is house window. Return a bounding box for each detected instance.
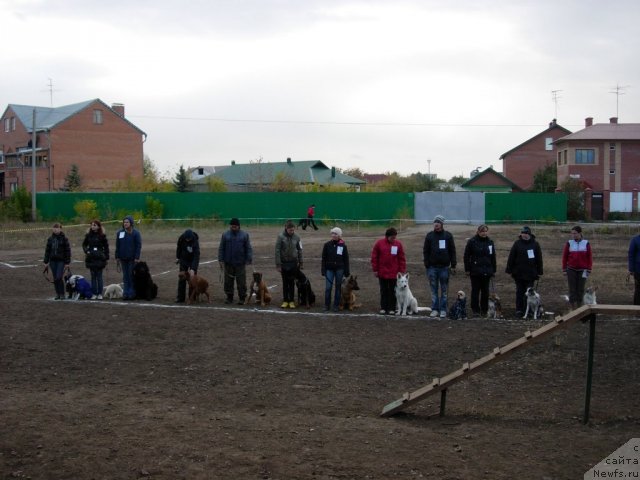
[198,168,204,175]
[610,169,615,175]
[93,109,103,124]
[545,137,553,151]
[4,118,9,132]
[10,182,18,193]
[0,150,4,164]
[563,150,568,165]
[575,149,595,164]
[609,142,616,151]
[557,152,562,166]
[11,117,16,131]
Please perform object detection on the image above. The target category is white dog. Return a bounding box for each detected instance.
[523,286,544,320]
[103,283,124,299]
[582,286,598,305]
[395,272,419,316]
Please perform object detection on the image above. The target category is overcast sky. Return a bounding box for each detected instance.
[2,0,639,179]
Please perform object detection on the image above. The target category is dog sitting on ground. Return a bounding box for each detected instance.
[103,283,124,299]
[246,271,271,306]
[487,292,503,319]
[295,270,316,308]
[523,286,544,320]
[132,261,158,301]
[582,286,598,305]
[448,290,467,320]
[339,275,361,311]
[395,272,419,315]
[66,274,93,300]
[179,270,210,304]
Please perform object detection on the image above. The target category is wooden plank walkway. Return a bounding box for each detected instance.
[380,304,640,417]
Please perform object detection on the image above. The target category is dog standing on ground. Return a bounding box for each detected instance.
[448,290,467,320]
[339,275,361,311]
[246,271,271,306]
[523,286,544,319]
[132,261,158,301]
[295,270,316,308]
[103,283,124,299]
[179,270,210,304]
[395,272,419,315]
[66,274,93,300]
[487,292,503,319]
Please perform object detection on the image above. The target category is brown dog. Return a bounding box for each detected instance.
[179,271,210,304]
[246,271,271,306]
[339,275,361,311]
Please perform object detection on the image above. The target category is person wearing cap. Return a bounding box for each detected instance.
[371,227,406,315]
[505,226,544,316]
[321,227,350,312]
[275,220,303,308]
[175,229,201,303]
[629,230,640,305]
[218,218,253,304]
[562,225,593,309]
[115,215,142,300]
[463,224,496,317]
[423,215,457,318]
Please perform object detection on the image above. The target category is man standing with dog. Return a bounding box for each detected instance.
[423,215,457,319]
[275,220,303,308]
[115,215,141,301]
[218,218,253,305]
[505,226,543,317]
[175,229,201,303]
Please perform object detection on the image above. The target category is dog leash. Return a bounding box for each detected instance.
[43,265,70,283]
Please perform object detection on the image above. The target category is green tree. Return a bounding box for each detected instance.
[560,177,586,220]
[206,176,228,192]
[448,175,468,185]
[341,167,366,180]
[1,186,32,222]
[530,163,557,193]
[172,164,190,192]
[64,164,82,191]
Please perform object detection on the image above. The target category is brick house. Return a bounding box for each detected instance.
[500,119,572,190]
[0,99,146,198]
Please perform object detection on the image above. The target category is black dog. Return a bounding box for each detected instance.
[297,218,308,230]
[295,270,316,308]
[133,261,158,301]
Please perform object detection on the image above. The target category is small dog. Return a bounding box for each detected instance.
[523,287,544,320]
[339,275,361,310]
[246,271,271,306]
[583,286,598,305]
[487,292,503,319]
[395,272,419,315]
[103,283,124,299]
[179,270,210,304]
[66,274,93,300]
[448,290,467,320]
[295,270,316,308]
[132,261,158,301]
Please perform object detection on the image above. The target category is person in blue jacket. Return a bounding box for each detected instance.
[218,218,253,304]
[115,215,142,300]
[628,232,640,305]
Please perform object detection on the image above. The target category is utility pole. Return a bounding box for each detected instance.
[31,108,37,221]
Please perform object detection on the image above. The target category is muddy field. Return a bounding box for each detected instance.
[1,221,639,479]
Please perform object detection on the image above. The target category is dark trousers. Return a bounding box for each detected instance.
[89,267,104,297]
[281,268,297,302]
[514,278,535,313]
[50,260,66,297]
[566,268,587,306]
[634,273,640,306]
[224,264,247,301]
[306,215,318,230]
[470,275,491,314]
[378,277,397,313]
[176,262,191,302]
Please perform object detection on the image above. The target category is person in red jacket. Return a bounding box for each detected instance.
[371,227,406,315]
[562,225,593,309]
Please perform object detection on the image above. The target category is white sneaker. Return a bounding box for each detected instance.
[440,310,447,319]
[91,295,98,300]
[97,295,103,300]
[379,309,386,314]
[430,310,439,318]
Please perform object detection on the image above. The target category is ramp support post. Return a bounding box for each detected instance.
[583,313,596,424]
[439,388,447,417]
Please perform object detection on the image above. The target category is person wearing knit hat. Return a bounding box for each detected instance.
[115,215,142,300]
[371,227,406,315]
[321,227,350,312]
[275,220,303,308]
[423,214,457,318]
[505,225,544,316]
[218,217,253,304]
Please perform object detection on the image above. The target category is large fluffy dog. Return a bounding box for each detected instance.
[339,275,361,311]
[448,290,467,320]
[179,270,210,304]
[103,283,124,299]
[523,286,544,319]
[133,261,158,301]
[295,270,316,308]
[395,272,418,315]
[66,274,93,300]
[246,271,271,306]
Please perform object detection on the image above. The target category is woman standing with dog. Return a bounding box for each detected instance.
[82,220,110,300]
[321,227,350,312]
[562,225,592,309]
[176,229,200,303]
[115,215,142,301]
[275,220,303,308]
[505,226,543,317]
[371,227,406,315]
[464,224,496,317]
[43,222,71,300]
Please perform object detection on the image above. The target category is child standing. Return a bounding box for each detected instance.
[43,222,71,300]
[82,220,110,299]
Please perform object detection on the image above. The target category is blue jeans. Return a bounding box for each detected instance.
[427,266,449,312]
[324,269,344,308]
[90,267,104,296]
[120,260,135,299]
[50,260,66,297]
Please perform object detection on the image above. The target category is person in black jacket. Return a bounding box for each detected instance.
[82,219,110,299]
[175,229,201,303]
[505,226,544,316]
[423,215,457,319]
[43,222,71,300]
[321,227,350,312]
[463,224,496,316]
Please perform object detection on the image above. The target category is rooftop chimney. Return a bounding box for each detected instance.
[585,117,593,127]
[610,117,618,124]
[111,103,125,117]
[286,157,292,164]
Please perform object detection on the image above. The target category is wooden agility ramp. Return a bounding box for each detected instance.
[380,305,640,421]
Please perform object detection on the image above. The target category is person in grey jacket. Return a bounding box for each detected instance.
[275,220,303,308]
[218,218,253,304]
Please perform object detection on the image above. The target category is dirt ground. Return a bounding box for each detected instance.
[1,222,639,480]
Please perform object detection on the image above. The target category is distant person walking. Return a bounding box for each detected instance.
[628,230,640,305]
[303,204,318,231]
[275,220,303,308]
[371,227,406,315]
[218,218,253,304]
[463,224,496,316]
[43,222,71,300]
[176,229,201,303]
[115,215,142,300]
[505,226,543,316]
[321,227,350,311]
[423,215,457,319]
[562,225,593,309]
[82,220,110,299]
